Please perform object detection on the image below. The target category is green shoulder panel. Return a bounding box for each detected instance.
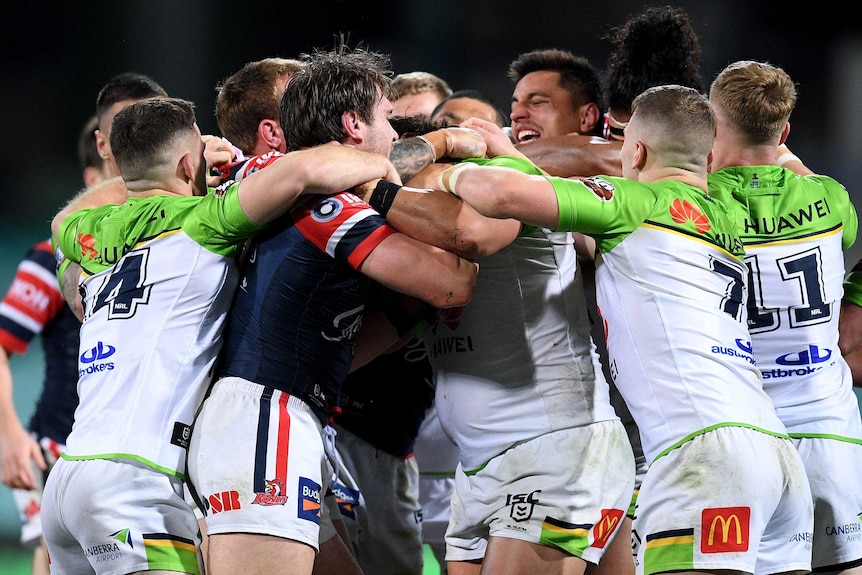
[57,184,261,275]
[551,176,744,257]
[708,166,856,249]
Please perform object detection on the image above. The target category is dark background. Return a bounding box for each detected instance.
[1,0,862,539]
[2,1,861,241]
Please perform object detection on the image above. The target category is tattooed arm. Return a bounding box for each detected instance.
[390,137,437,182]
[389,127,487,182]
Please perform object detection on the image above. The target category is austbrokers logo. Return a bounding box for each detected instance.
[79,341,116,377]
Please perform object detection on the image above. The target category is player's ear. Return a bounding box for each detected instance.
[259,119,285,152]
[341,110,363,142]
[95,129,111,161]
[580,102,602,134]
[633,140,647,170]
[179,152,195,182]
[778,122,790,145]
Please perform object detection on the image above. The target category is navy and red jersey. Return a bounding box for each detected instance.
[216,189,397,423]
[336,335,434,457]
[0,239,79,443]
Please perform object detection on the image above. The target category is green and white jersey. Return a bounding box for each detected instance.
[55,186,260,478]
[550,175,786,463]
[709,166,858,433]
[425,157,618,472]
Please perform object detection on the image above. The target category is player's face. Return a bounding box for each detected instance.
[392,91,441,118]
[510,71,581,142]
[97,99,139,178]
[433,97,501,128]
[362,94,398,158]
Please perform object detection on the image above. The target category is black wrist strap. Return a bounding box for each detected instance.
[367,180,401,218]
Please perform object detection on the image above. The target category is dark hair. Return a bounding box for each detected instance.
[431,89,509,127]
[389,114,438,138]
[280,47,392,151]
[95,72,168,123]
[110,98,196,180]
[216,58,305,154]
[77,115,102,172]
[508,49,603,112]
[603,5,703,113]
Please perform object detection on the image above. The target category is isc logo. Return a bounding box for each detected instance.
[207,491,241,514]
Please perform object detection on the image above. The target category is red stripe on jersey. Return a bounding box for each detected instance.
[346,226,397,269]
[4,269,64,326]
[275,392,291,483]
[294,192,397,269]
[0,330,27,354]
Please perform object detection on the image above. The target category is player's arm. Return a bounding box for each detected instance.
[237,144,400,225]
[844,346,862,387]
[358,234,478,310]
[389,127,486,182]
[357,171,522,261]
[840,261,862,355]
[437,163,561,230]
[775,143,814,176]
[517,133,623,177]
[50,176,128,242]
[0,345,45,490]
[50,179,127,316]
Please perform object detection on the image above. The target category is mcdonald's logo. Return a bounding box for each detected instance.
[701,506,750,553]
[591,508,624,549]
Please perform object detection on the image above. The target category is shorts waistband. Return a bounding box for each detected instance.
[211,376,316,416]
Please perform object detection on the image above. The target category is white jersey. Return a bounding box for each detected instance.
[55,188,259,478]
[550,176,789,463]
[424,224,617,471]
[709,166,859,433]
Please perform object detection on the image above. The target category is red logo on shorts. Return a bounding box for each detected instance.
[253,478,288,506]
[592,508,624,548]
[207,490,241,514]
[701,506,750,553]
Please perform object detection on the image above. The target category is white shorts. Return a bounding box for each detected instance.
[446,420,635,565]
[12,435,63,548]
[332,424,423,575]
[634,425,813,575]
[793,432,862,569]
[41,457,201,575]
[420,473,455,570]
[186,378,332,551]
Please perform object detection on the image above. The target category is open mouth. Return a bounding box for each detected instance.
[515,129,540,143]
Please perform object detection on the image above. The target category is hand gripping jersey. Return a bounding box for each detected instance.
[215,155,397,424]
[424,156,618,471]
[550,174,788,462]
[0,239,79,443]
[709,166,858,431]
[54,189,260,478]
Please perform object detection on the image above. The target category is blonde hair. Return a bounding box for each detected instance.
[709,60,796,144]
[390,71,452,101]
